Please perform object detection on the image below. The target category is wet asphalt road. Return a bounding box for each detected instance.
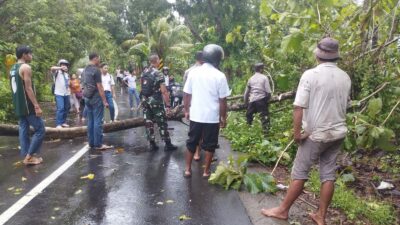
[0,88,253,225]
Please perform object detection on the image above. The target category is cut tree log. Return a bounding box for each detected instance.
[0,117,145,139]
[0,91,296,139]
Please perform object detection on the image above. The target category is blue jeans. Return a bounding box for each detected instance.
[128,88,140,108]
[55,95,71,126]
[19,115,45,157]
[105,91,115,121]
[85,96,104,147]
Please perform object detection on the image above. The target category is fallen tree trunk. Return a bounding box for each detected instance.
[0,117,145,139]
[0,91,296,139]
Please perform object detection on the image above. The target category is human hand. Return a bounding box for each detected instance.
[184,112,190,120]
[35,106,43,117]
[219,116,227,128]
[294,132,309,145]
[104,101,109,108]
[61,65,68,72]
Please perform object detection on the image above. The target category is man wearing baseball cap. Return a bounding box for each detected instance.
[261,37,351,225]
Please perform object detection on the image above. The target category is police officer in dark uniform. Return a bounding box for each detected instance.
[244,63,272,135]
[141,55,178,151]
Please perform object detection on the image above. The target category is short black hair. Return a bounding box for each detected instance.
[100,63,108,68]
[195,51,203,61]
[316,57,339,62]
[254,63,264,73]
[89,52,99,61]
[149,54,159,64]
[16,45,32,59]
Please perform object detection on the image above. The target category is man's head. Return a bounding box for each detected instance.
[195,51,203,64]
[162,67,169,75]
[314,37,340,63]
[16,45,33,62]
[100,63,108,74]
[149,54,160,67]
[89,52,100,66]
[254,63,264,73]
[58,59,70,72]
[202,44,224,68]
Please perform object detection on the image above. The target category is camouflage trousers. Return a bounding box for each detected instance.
[143,100,171,143]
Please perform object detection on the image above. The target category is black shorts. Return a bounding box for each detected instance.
[186,121,219,153]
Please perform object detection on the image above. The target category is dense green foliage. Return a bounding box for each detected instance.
[307,170,396,225]
[0,0,399,223]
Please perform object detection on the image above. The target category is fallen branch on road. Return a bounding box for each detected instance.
[0,91,296,139]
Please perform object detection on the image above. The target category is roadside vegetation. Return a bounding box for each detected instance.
[0,0,399,224]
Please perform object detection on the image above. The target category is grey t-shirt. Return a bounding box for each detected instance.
[83,64,102,99]
[244,72,271,103]
[294,62,351,142]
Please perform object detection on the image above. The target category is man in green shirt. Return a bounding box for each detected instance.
[10,45,45,165]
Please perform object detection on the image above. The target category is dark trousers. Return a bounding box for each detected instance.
[246,97,270,133]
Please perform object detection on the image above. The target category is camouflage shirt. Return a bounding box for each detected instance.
[143,66,165,104]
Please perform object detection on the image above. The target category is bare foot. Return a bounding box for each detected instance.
[261,207,288,220]
[309,212,325,225]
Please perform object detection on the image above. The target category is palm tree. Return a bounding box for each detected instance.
[121,17,193,67]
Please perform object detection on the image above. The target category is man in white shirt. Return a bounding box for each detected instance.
[51,59,71,128]
[183,44,230,178]
[101,63,116,121]
[261,38,351,225]
[123,69,140,110]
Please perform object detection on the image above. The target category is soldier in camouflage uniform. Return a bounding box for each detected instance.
[141,54,178,151]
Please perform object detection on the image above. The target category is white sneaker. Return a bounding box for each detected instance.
[56,125,62,129]
[61,123,70,128]
[130,107,135,111]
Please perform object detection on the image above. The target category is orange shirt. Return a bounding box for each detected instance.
[69,79,81,94]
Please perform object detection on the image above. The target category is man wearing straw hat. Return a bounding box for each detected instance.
[261,37,351,225]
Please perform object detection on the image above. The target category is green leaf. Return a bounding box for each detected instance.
[260,0,272,17]
[281,32,304,53]
[367,98,382,118]
[341,173,356,183]
[243,173,277,194]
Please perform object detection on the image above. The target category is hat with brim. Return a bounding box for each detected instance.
[314,37,340,60]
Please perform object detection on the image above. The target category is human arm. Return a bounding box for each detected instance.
[97,83,108,108]
[160,84,171,109]
[293,106,304,144]
[51,65,67,72]
[111,76,116,97]
[244,81,250,105]
[219,98,227,128]
[183,93,191,120]
[21,64,42,117]
[93,69,108,107]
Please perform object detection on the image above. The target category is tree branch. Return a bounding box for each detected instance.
[182,15,203,42]
[381,99,400,126]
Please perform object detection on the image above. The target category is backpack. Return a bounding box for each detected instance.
[51,70,59,95]
[82,67,98,99]
[140,69,157,97]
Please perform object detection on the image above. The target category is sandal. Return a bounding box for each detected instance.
[95,144,114,150]
[183,170,192,178]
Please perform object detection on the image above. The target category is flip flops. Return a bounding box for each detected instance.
[183,170,192,178]
[95,144,114,150]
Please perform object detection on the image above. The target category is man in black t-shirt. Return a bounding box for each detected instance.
[82,53,113,150]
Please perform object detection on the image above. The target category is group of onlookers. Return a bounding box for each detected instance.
[10,36,352,225]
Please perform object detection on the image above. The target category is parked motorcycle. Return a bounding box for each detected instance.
[170,82,183,108]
